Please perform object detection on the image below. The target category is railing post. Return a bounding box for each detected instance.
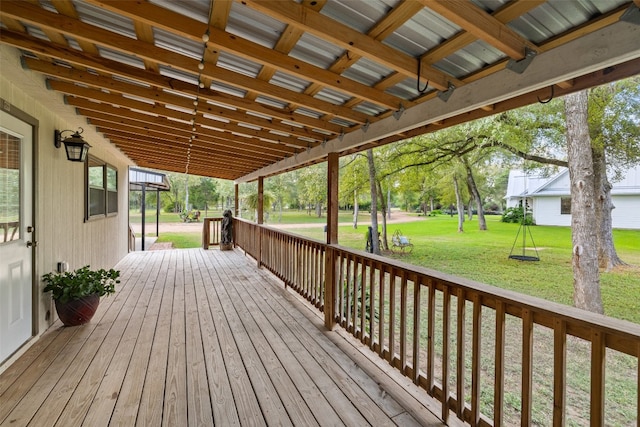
[234,183,239,218]
[324,246,336,330]
[203,218,210,249]
[326,152,339,245]
[257,177,264,268]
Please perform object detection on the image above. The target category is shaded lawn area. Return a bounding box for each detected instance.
[289,215,640,324]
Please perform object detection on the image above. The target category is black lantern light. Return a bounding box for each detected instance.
[54,127,91,162]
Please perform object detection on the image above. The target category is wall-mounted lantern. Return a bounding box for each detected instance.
[54,127,91,162]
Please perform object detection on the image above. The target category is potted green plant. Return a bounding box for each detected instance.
[42,266,119,326]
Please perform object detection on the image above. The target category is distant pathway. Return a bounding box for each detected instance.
[131,210,424,233]
[269,211,424,229]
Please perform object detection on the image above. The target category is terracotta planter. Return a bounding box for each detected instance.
[54,294,100,326]
[220,242,233,251]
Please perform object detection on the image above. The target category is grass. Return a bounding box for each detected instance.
[155,232,201,248]
[236,209,373,225]
[287,215,640,324]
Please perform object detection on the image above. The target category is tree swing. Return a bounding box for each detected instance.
[508,200,540,262]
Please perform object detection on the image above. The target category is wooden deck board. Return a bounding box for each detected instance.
[0,248,445,427]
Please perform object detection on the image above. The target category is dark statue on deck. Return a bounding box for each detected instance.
[221,209,233,251]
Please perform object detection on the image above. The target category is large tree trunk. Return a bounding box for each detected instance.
[377,180,388,251]
[463,159,488,230]
[367,149,380,255]
[592,144,625,271]
[353,190,359,229]
[453,174,465,233]
[565,91,604,314]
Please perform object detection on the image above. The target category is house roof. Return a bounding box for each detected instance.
[2,0,639,182]
[507,165,640,198]
[129,167,171,191]
[504,169,553,199]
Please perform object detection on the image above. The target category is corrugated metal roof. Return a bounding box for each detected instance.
[2,0,636,181]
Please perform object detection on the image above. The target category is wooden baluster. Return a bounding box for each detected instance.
[442,286,451,423]
[368,259,376,350]
[494,300,506,427]
[456,288,466,419]
[553,319,566,427]
[378,266,386,358]
[360,258,367,342]
[591,330,605,426]
[345,254,353,330]
[412,275,421,385]
[389,270,397,366]
[323,246,335,330]
[338,253,345,325]
[352,256,359,337]
[427,280,435,392]
[522,309,533,426]
[470,293,482,427]
[400,270,408,373]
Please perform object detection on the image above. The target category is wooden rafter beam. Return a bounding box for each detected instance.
[77,109,289,161]
[0,1,368,124]
[421,0,545,65]
[74,0,402,111]
[417,0,537,60]
[3,30,343,135]
[239,0,462,91]
[46,76,310,149]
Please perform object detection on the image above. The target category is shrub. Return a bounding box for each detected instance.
[501,206,534,225]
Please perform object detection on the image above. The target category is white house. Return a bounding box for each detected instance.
[505,166,640,229]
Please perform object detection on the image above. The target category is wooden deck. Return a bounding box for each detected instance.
[0,249,446,426]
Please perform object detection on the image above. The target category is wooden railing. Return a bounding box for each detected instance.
[233,219,640,426]
[128,225,136,252]
[202,217,222,249]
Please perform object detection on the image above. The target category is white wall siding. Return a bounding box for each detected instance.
[1,45,134,334]
[532,197,572,227]
[532,195,640,229]
[611,195,640,229]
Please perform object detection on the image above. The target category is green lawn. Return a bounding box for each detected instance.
[287,215,640,324]
[129,209,227,224]
[149,210,639,323]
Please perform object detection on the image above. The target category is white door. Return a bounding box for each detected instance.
[0,110,34,363]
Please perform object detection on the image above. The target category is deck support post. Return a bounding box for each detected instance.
[234,183,239,218]
[326,152,339,245]
[257,177,264,267]
[324,152,339,330]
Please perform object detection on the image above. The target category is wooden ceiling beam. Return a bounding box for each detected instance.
[240,0,462,91]
[30,61,315,145]
[101,131,268,168]
[0,1,368,124]
[65,97,300,156]
[72,105,295,158]
[86,1,405,110]
[417,0,537,60]
[204,27,405,110]
[89,114,298,161]
[421,0,545,64]
[44,77,311,149]
[80,109,288,161]
[5,30,344,134]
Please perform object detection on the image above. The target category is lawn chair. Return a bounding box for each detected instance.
[391,229,414,253]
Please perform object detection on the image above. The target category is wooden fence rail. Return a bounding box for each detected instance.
[233,219,640,426]
[202,217,222,249]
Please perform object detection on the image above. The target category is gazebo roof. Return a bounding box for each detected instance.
[1,0,639,181]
